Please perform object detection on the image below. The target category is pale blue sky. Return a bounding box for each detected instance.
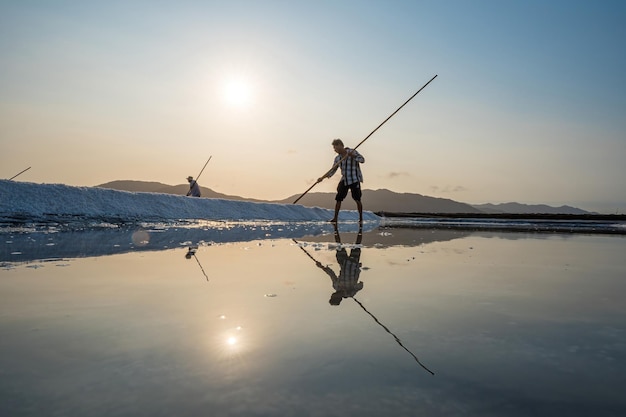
[1,0,624,212]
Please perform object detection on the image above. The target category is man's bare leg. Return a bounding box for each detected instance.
[330,201,341,223]
[356,200,363,225]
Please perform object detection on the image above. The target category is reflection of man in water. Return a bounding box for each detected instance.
[316,225,364,305]
[185,246,197,259]
[184,246,209,281]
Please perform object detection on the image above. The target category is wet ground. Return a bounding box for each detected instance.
[1,226,625,416]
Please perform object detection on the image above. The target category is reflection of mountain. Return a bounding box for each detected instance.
[298,227,470,248]
[1,223,467,264]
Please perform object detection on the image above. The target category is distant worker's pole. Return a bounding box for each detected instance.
[293,74,438,204]
[187,156,212,196]
[194,156,212,184]
[8,166,31,181]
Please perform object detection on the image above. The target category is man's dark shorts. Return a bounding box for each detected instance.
[336,181,362,202]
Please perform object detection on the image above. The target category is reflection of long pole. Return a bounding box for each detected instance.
[293,75,437,204]
[193,253,209,281]
[352,297,434,375]
[293,239,319,262]
[187,247,209,281]
[292,239,434,375]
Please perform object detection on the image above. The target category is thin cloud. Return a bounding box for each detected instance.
[386,171,411,179]
[430,185,467,193]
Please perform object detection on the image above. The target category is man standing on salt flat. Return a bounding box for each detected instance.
[186,176,201,197]
[318,138,365,224]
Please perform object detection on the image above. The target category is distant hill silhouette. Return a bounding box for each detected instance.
[98,181,480,213]
[472,202,592,215]
[97,180,265,202]
[97,181,591,214]
[274,189,481,213]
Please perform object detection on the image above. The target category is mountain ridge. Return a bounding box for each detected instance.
[472,202,591,215]
[96,180,592,214]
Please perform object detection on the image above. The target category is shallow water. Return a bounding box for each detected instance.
[1,227,625,417]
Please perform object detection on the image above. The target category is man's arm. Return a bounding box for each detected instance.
[318,156,340,182]
[315,261,337,281]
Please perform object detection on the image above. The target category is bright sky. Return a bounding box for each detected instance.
[1,1,624,213]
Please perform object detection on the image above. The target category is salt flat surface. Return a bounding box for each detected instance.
[1,229,626,416]
[3,181,625,237]
[0,180,377,224]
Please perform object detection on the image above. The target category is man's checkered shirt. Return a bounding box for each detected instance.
[327,148,364,185]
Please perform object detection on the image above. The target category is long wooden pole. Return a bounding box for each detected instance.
[293,74,438,204]
[8,166,31,180]
[194,155,212,183]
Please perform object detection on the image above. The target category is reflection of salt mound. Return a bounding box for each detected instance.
[0,221,380,263]
[1,180,379,223]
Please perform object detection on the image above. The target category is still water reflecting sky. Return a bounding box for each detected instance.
[1,227,625,417]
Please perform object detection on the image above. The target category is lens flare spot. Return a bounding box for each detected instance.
[131,230,150,246]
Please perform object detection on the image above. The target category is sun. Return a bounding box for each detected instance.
[221,78,253,108]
